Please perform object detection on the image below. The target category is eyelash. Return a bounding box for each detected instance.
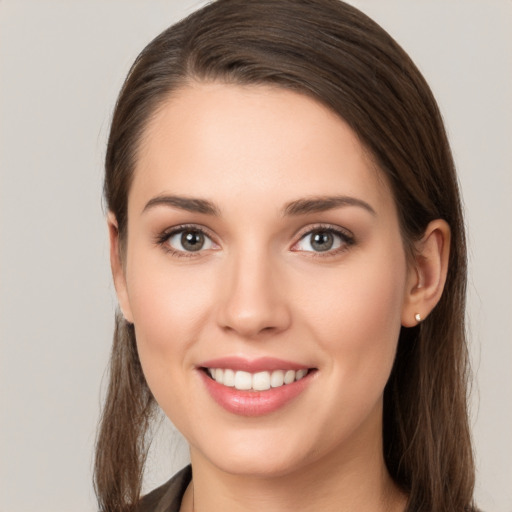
[155,224,217,258]
[155,223,355,258]
[292,224,355,257]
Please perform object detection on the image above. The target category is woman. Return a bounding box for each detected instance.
[94,0,476,511]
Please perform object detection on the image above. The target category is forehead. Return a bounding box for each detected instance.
[131,82,394,215]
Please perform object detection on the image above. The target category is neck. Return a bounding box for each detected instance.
[183,427,406,512]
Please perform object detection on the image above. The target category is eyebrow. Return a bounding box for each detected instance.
[142,194,375,217]
[142,195,220,215]
[283,195,376,216]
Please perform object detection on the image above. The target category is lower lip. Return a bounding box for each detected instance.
[199,370,315,417]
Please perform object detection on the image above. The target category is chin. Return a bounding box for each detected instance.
[191,425,323,479]
[209,451,306,479]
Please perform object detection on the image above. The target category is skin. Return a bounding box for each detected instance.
[109,82,450,512]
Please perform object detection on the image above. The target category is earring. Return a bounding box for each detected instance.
[415,313,422,323]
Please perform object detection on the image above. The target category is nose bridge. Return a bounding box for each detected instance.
[217,242,290,337]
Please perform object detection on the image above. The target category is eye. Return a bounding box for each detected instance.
[293,227,353,254]
[162,227,215,253]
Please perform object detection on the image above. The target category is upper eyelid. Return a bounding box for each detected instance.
[159,223,215,238]
[294,223,354,241]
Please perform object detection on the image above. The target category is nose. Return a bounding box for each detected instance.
[216,249,292,339]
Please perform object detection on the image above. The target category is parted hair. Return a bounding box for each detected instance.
[95,1,475,511]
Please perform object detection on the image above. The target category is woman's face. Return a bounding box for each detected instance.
[114,82,417,477]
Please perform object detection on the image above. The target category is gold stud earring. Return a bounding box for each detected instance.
[415,313,422,322]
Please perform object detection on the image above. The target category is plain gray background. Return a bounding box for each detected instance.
[1,1,511,511]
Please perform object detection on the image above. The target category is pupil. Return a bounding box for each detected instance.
[181,231,204,251]
[311,231,333,251]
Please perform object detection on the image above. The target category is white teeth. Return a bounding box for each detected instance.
[234,370,252,390]
[223,368,235,387]
[270,370,284,388]
[252,371,271,391]
[284,370,296,385]
[296,369,308,380]
[207,368,309,391]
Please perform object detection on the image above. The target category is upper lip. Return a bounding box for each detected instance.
[198,356,312,373]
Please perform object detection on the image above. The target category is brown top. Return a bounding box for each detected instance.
[135,465,192,512]
[134,465,483,512]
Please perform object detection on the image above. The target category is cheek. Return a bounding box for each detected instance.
[125,256,219,424]
[125,249,217,374]
[298,243,407,381]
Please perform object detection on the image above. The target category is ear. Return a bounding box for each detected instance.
[107,212,134,323]
[401,219,451,327]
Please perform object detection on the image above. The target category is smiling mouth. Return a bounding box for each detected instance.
[203,367,312,391]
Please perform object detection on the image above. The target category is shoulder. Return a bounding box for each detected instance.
[135,465,192,512]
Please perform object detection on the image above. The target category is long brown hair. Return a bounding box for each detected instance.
[95,1,475,510]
